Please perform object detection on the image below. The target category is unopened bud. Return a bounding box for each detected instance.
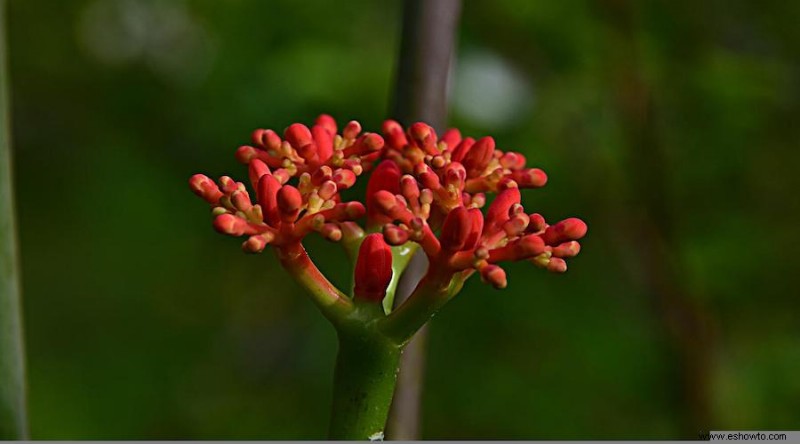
[542,218,587,246]
[277,185,303,222]
[189,174,224,204]
[547,257,568,273]
[343,120,361,140]
[284,123,313,149]
[481,265,507,289]
[353,233,393,303]
[552,241,581,258]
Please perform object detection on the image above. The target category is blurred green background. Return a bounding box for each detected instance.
[6,0,800,439]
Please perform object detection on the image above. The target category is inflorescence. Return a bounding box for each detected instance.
[189,115,586,334]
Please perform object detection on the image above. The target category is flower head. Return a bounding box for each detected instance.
[369,121,587,288]
[189,114,586,332]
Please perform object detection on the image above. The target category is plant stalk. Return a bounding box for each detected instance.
[387,0,462,438]
[0,0,29,438]
[327,326,402,440]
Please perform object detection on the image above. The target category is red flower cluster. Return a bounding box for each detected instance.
[190,114,586,304]
[189,115,382,253]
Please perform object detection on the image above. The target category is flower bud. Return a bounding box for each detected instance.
[511,168,548,188]
[213,214,260,236]
[408,122,436,147]
[366,160,402,227]
[462,136,495,175]
[441,128,462,150]
[252,129,282,151]
[485,187,520,231]
[463,208,484,250]
[552,241,581,258]
[189,174,224,204]
[315,114,337,135]
[440,206,472,252]
[343,120,361,140]
[242,233,273,253]
[528,213,546,233]
[480,265,507,289]
[547,257,568,273]
[354,233,393,303]
[500,152,526,170]
[248,159,271,190]
[284,123,312,149]
[257,174,281,226]
[383,224,410,245]
[277,185,303,222]
[332,169,357,190]
[541,218,588,246]
[235,145,259,164]
[450,137,475,163]
[312,124,334,163]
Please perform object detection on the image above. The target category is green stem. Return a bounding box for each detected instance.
[276,242,353,323]
[382,243,418,315]
[0,0,29,439]
[381,271,465,346]
[328,311,402,440]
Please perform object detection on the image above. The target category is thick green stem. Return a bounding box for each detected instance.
[328,318,402,440]
[0,0,29,439]
[276,242,353,323]
[381,271,465,346]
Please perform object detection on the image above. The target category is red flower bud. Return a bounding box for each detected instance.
[231,190,253,212]
[547,257,568,273]
[440,206,472,252]
[218,176,238,194]
[315,114,337,135]
[297,141,318,163]
[343,120,361,140]
[332,169,357,190]
[480,265,507,289]
[541,218,587,246]
[242,233,274,253]
[382,119,408,148]
[462,136,495,175]
[361,133,384,151]
[500,152,526,170]
[511,168,548,188]
[354,233,393,302]
[252,129,282,151]
[235,145,258,164]
[450,137,476,163]
[441,128,462,150]
[277,185,303,222]
[366,160,402,228]
[312,124,334,163]
[248,159,270,190]
[552,241,581,258]
[213,214,260,236]
[528,213,546,233]
[383,224,410,245]
[464,208,484,250]
[284,123,312,149]
[409,122,435,145]
[189,174,223,204]
[257,174,281,226]
[485,187,520,231]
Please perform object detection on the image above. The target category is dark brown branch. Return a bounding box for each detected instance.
[386,0,462,440]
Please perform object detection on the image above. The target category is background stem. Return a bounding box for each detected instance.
[386,0,462,439]
[0,0,29,439]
